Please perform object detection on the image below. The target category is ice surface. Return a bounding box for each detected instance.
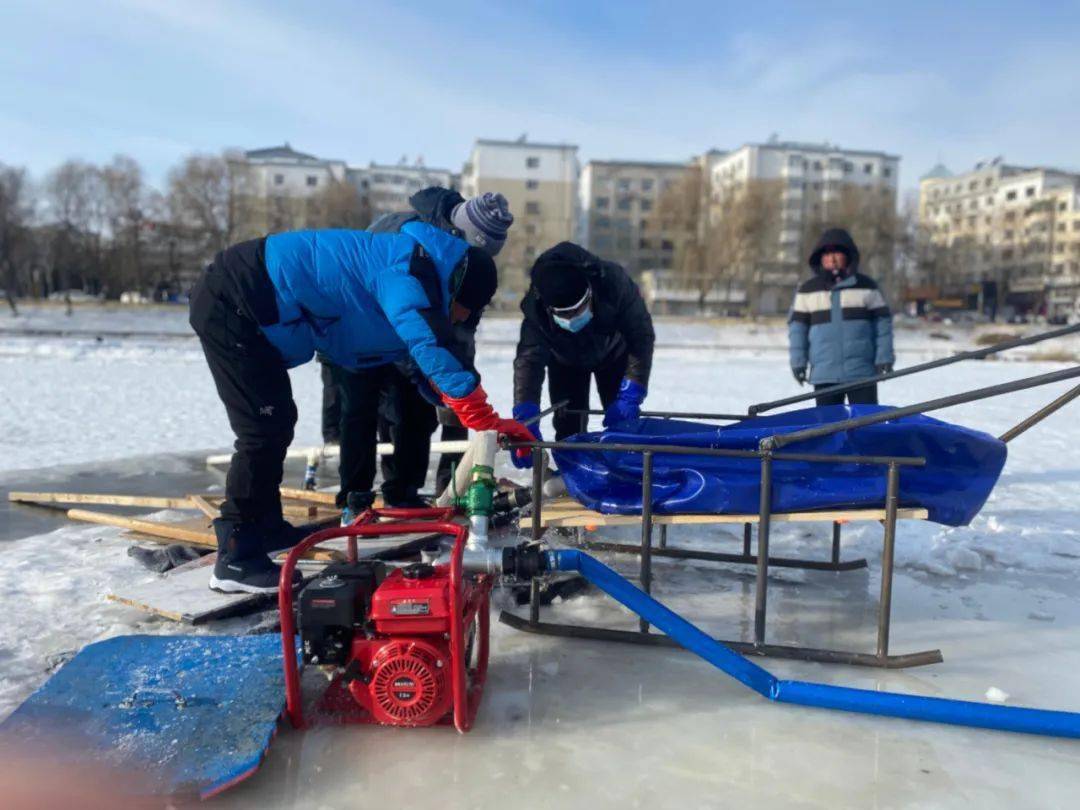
[4,306,1080,807]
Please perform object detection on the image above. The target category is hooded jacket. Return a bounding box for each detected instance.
[258,220,477,397]
[788,228,894,385]
[513,242,655,404]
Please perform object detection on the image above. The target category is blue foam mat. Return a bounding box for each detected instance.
[0,634,289,800]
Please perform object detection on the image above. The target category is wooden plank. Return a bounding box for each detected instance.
[9,491,195,510]
[539,498,929,528]
[68,508,218,546]
[279,487,336,506]
[187,495,219,520]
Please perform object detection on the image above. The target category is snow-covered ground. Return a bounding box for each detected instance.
[3,305,1080,808]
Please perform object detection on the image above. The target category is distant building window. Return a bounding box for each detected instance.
[306,175,318,187]
[1059,201,1067,211]
[525,224,537,235]
[593,235,613,251]
[616,197,632,211]
[616,237,631,251]
[526,156,540,169]
[883,167,892,178]
[525,201,540,214]
[617,179,632,191]
[641,179,655,192]
[526,179,539,190]
[614,218,631,231]
[843,161,853,173]
[639,238,652,249]
[864,163,873,174]
[1006,190,1018,201]
[594,216,611,229]
[812,161,822,171]
[640,199,653,212]
[524,245,537,259]
[1026,187,1036,197]
[660,239,674,251]
[274,174,284,185]
[595,196,610,209]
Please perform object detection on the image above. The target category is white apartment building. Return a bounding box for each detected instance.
[919,158,1080,318]
[460,138,579,301]
[238,143,348,197]
[707,140,900,313]
[349,161,456,220]
[578,160,692,276]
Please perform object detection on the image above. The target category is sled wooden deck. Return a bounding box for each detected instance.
[537,497,929,527]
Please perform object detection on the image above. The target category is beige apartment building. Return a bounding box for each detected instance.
[460,138,579,303]
[578,160,693,276]
[919,158,1080,318]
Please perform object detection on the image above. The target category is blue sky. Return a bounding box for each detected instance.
[2,0,1078,192]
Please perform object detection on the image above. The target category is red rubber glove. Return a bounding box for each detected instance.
[441,385,536,459]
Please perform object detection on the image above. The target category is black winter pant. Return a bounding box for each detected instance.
[550,351,628,440]
[814,383,879,407]
[333,363,439,507]
[320,361,341,444]
[189,243,296,525]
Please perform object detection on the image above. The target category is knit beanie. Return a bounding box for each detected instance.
[452,247,498,312]
[451,193,514,256]
[534,262,589,309]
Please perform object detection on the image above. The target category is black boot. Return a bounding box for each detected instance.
[259,517,319,555]
[210,519,302,594]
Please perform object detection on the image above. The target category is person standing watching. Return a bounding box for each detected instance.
[788,227,895,406]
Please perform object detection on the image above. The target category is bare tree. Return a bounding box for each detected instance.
[167,153,241,257]
[43,160,102,311]
[100,155,146,296]
[305,179,371,230]
[0,164,33,315]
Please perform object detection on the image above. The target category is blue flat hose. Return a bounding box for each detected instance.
[547,549,1080,739]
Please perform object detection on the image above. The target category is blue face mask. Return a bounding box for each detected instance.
[553,307,593,333]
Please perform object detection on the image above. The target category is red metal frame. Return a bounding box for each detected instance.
[279,507,490,732]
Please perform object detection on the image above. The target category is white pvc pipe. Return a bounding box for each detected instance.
[206,440,470,467]
[435,430,498,509]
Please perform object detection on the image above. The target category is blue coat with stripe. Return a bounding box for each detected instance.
[259,221,477,397]
[788,229,895,385]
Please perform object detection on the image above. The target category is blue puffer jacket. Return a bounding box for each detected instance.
[788,228,894,385]
[260,221,477,397]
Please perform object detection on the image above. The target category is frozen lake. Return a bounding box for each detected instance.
[2,306,1080,807]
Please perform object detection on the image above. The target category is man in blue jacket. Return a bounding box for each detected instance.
[788,228,895,406]
[330,189,512,514]
[188,221,532,593]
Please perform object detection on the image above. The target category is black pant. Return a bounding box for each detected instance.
[189,244,296,525]
[320,361,341,444]
[550,352,628,440]
[334,363,438,506]
[435,422,468,493]
[814,383,879,407]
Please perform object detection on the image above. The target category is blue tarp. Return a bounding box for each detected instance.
[0,634,290,800]
[553,405,1007,526]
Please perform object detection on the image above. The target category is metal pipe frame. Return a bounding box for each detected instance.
[999,382,1080,443]
[509,430,933,668]
[748,321,1080,416]
[567,407,746,423]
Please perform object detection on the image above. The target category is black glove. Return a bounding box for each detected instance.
[792,367,807,385]
[876,364,894,375]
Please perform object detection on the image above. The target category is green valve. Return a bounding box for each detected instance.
[458,463,496,518]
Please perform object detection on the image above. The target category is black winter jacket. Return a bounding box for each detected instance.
[513,242,655,404]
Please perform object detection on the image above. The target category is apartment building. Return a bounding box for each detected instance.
[460,138,579,302]
[919,158,1080,317]
[578,160,692,276]
[707,140,900,313]
[231,143,349,234]
[349,161,456,220]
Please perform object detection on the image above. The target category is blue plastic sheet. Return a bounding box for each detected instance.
[553,405,1007,526]
[0,634,291,800]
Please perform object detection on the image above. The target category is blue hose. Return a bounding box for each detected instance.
[546,549,1080,739]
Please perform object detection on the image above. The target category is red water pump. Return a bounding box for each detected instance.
[278,507,492,732]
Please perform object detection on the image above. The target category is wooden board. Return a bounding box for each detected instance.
[538,497,929,528]
[108,531,443,624]
[279,487,336,506]
[9,491,195,509]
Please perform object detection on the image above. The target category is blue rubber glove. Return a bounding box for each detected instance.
[603,379,647,428]
[510,402,542,469]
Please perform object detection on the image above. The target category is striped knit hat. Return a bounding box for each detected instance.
[451,193,514,257]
